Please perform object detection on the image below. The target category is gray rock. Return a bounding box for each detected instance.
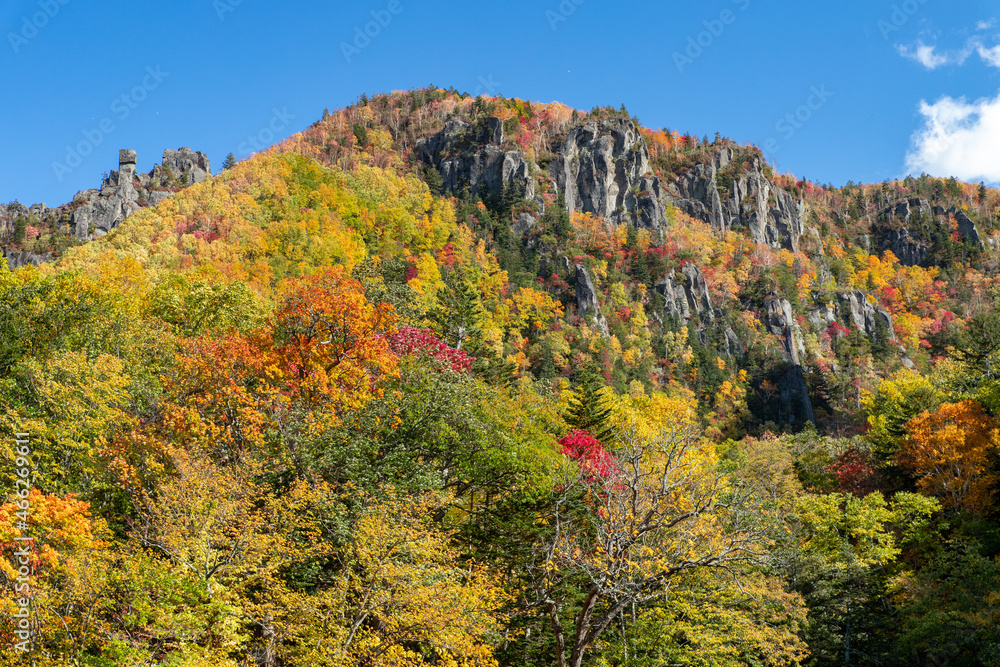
[808,302,837,328]
[575,264,609,336]
[655,264,714,321]
[836,290,895,341]
[763,294,815,425]
[439,146,535,201]
[723,326,745,359]
[876,199,983,265]
[668,148,804,251]
[159,147,211,184]
[879,226,927,266]
[764,295,803,366]
[513,213,537,237]
[954,209,983,248]
[417,119,535,202]
[480,116,504,145]
[550,118,664,229]
[147,191,172,206]
[2,248,53,271]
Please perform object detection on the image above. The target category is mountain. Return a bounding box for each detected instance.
[2,87,999,666]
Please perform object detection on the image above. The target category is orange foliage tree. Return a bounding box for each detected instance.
[900,400,1000,515]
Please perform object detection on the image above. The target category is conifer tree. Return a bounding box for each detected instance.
[222,153,237,171]
[565,368,613,441]
[430,271,482,350]
[430,271,515,385]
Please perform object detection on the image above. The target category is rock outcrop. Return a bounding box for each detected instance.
[550,118,664,229]
[2,147,211,261]
[875,198,984,266]
[2,248,53,271]
[667,148,804,251]
[763,294,815,425]
[417,119,535,202]
[655,264,714,322]
[835,291,895,341]
[72,150,142,239]
[765,296,805,366]
[809,291,895,342]
[155,148,211,185]
[72,148,211,240]
[575,264,609,336]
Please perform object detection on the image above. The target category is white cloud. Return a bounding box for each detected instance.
[977,19,997,30]
[897,41,972,69]
[905,91,1000,185]
[977,42,1000,67]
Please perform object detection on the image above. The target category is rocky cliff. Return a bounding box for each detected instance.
[550,118,665,229]
[72,148,212,240]
[874,197,984,266]
[666,148,805,251]
[1,148,211,269]
[417,119,536,203]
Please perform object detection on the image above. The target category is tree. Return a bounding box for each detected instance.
[280,490,510,667]
[900,400,999,515]
[271,266,398,409]
[422,165,444,197]
[791,491,939,666]
[564,369,613,441]
[536,393,771,667]
[222,152,237,170]
[429,271,483,350]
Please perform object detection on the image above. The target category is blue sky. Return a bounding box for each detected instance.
[2,0,999,206]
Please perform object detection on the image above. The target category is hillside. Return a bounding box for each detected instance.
[1,87,999,665]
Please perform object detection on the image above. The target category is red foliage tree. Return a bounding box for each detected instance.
[558,430,616,480]
[387,326,473,373]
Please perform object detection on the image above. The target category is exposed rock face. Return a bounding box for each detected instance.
[3,147,211,257]
[879,227,926,266]
[158,148,211,184]
[655,264,714,322]
[575,264,609,336]
[550,118,664,229]
[764,296,805,366]
[417,119,535,201]
[949,208,982,248]
[668,148,804,251]
[764,294,814,425]
[3,248,53,271]
[72,150,144,239]
[836,290,895,341]
[875,198,984,266]
[513,213,537,237]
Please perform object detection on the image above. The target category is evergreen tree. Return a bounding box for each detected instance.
[423,165,444,197]
[222,153,237,171]
[551,192,572,240]
[430,271,482,350]
[564,368,613,441]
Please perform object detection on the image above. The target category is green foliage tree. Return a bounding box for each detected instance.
[564,368,613,441]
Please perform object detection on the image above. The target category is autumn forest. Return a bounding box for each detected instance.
[1,88,999,666]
